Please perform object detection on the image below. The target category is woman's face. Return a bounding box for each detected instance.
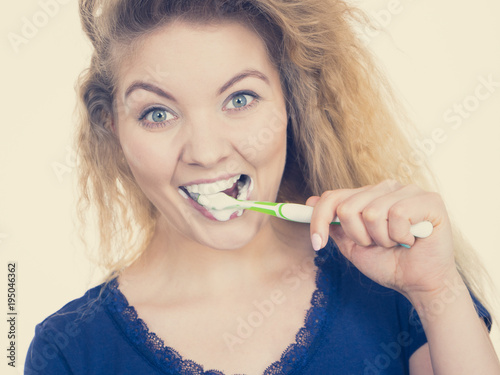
[114,21,288,250]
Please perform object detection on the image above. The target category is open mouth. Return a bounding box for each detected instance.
[178,174,253,221]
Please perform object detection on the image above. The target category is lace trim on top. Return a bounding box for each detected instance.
[105,244,334,375]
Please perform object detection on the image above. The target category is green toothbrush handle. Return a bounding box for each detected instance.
[276,203,433,239]
[277,203,339,224]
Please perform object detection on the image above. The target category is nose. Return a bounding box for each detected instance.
[180,114,231,168]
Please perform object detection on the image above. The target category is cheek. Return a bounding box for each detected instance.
[121,135,178,186]
[237,107,288,164]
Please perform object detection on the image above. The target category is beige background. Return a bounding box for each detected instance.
[1,0,499,373]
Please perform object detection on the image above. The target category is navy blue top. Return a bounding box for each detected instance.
[25,239,492,374]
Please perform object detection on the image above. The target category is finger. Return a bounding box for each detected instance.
[362,184,424,248]
[305,196,320,206]
[388,191,445,247]
[309,186,371,250]
[335,180,402,247]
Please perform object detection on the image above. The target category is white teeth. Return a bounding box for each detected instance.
[188,185,199,194]
[180,174,253,222]
[184,174,240,195]
[204,176,252,221]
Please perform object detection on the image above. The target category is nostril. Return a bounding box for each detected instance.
[182,147,230,167]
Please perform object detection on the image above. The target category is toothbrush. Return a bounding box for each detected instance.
[197,192,434,239]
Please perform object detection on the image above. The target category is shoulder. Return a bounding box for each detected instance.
[25,279,164,374]
[24,282,111,374]
[34,282,109,338]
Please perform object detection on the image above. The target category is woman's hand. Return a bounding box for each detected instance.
[306,179,458,299]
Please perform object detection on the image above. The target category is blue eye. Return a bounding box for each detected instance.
[150,109,168,122]
[145,109,174,122]
[224,92,258,111]
[139,107,177,129]
[231,95,248,108]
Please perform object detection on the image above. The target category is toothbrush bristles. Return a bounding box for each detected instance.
[197,192,240,210]
[197,195,210,206]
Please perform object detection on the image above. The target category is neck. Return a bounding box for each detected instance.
[120,214,314,300]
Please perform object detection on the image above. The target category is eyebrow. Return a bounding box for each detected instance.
[124,82,176,102]
[124,69,270,102]
[217,69,270,95]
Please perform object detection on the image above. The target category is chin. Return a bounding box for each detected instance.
[193,218,264,251]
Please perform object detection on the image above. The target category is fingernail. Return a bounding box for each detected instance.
[399,243,411,249]
[312,233,323,251]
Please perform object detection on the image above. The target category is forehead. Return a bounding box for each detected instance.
[115,20,277,93]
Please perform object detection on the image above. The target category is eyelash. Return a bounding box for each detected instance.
[137,90,261,130]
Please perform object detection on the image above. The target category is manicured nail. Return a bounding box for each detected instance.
[399,243,411,249]
[312,233,323,251]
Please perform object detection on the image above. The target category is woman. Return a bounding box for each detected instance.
[25,0,499,374]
